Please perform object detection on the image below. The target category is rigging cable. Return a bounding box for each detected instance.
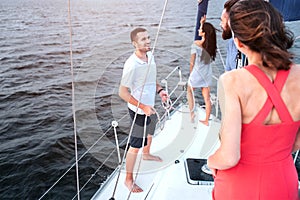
[67,0,81,199]
[38,1,80,199]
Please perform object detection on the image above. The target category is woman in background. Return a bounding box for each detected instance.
[187,16,217,125]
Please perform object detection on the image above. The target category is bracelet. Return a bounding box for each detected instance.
[157,88,164,94]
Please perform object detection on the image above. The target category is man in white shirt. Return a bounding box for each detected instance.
[119,27,167,193]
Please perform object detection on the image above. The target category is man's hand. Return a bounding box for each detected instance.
[142,105,155,116]
[159,90,169,102]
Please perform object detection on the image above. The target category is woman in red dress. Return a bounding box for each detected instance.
[207,0,300,199]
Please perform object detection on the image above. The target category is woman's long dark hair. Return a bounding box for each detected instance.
[202,22,217,61]
[229,0,294,70]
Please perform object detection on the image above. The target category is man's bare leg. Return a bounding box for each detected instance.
[142,135,162,161]
[125,147,143,193]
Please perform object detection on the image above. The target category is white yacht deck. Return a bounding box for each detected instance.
[92,105,220,200]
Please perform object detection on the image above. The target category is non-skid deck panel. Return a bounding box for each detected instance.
[137,105,199,173]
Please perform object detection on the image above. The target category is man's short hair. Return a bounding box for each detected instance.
[130,28,147,42]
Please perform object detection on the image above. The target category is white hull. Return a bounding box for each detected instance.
[92,104,221,200]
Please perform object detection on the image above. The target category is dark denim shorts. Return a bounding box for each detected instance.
[128,108,157,148]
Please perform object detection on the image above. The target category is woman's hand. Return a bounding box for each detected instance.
[207,159,217,178]
[200,15,206,25]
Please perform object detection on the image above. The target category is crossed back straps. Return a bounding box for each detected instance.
[245,65,292,124]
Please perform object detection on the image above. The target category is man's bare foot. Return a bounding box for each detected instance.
[199,120,209,126]
[125,180,143,193]
[143,154,163,162]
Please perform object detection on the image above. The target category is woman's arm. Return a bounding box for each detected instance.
[207,72,242,172]
[190,53,196,73]
[292,128,300,153]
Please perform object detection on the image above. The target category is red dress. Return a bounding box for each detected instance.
[212,65,300,200]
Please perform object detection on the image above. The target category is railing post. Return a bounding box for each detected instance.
[112,121,121,164]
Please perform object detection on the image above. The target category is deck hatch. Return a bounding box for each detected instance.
[185,158,214,185]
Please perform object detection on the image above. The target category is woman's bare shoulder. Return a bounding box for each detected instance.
[219,68,249,88]
[285,64,300,121]
[288,64,300,81]
[290,64,300,72]
[286,64,300,86]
